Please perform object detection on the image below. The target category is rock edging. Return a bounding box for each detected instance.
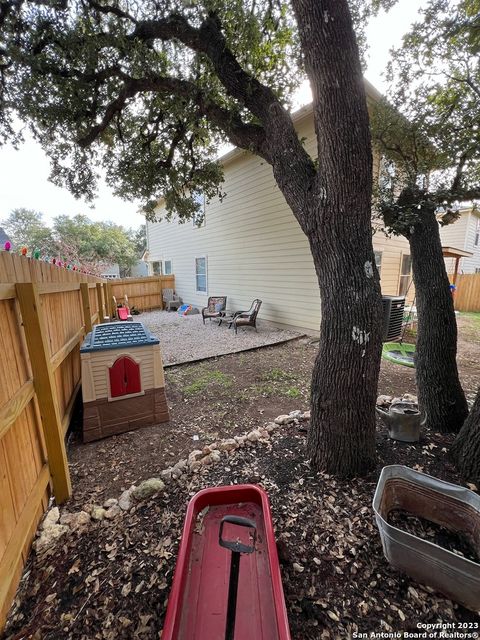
[34,409,310,552]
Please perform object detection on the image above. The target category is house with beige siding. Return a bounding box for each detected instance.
[145,84,415,333]
[440,208,480,275]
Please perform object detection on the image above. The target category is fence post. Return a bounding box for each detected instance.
[103,281,110,319]
[159,276,164,310]
[96,283,104,323]
[16,283,72,503]
[80,283,93,333]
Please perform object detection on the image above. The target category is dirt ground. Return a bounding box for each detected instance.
[2,314,480,639]
[66,313,480,507]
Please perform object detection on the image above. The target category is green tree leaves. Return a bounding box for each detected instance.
[1,209,139,272]
[372,0,480,235]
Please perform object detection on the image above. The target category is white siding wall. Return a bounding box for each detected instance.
[461,212,480,273]
[440,210,480,274]
[146,114,411,332]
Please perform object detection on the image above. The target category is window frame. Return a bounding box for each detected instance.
[398,253,412,297]
[151,260,162,276]
[192,192,206,228]
[374,250,383,279]
[163,259,173,275]
[194,256,208,295]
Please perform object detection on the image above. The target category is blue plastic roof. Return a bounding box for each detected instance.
[80,322,159,352]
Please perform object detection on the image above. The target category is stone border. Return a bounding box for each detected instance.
[33,409,310,553]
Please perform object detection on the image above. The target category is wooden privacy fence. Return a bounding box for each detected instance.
[0,252,104,629]
[109,274,175,312]
[453,273,480,312]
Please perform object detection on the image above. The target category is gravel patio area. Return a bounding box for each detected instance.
[139,309,302,365]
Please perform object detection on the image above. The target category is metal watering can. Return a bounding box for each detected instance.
[376,402,426,443]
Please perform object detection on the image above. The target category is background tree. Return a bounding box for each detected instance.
[53,214,138,274]
[1,208,138,273]
[130,224,146,256]
[452,386,480,486]
[371,0,479,433]
[1,0,397,476]
[1,207,57,254]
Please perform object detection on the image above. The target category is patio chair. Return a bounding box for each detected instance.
[228,299,262,335]
[202,296,227,324]
[163,288,183,312]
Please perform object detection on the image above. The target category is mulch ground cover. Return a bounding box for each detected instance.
[2,315,480,639]
[3,421,479,640]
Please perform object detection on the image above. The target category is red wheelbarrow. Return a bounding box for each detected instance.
[162,484,291,640]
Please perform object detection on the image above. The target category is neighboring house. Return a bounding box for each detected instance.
[130,258,149,278]
[440,208,480,275]
[145,82,414,333]
[0,227,11,248]
[100,263,120,279]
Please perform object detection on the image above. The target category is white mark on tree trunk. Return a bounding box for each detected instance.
[352,326,370,346]
[364,261,373,278]
[323,10,329,23]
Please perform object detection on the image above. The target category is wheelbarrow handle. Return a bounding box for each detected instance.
[219,516,257,640]
[219,516,257,554]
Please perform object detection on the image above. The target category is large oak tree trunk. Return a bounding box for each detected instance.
[306,222,383,476]
[408,203,468,432]
[291,0,383,475]
[452,388,480,485]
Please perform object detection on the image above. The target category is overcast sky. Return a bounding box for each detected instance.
[0,1,428,230]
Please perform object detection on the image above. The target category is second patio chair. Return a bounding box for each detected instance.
[229,299,262,334]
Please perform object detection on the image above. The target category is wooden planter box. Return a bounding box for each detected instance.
[80,322,169,442]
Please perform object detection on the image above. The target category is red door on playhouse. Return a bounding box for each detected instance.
[109,356,141,398]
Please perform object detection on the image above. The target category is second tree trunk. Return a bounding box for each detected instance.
[409,206,468,433]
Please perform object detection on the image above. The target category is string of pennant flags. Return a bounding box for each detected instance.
[2,240,98,276]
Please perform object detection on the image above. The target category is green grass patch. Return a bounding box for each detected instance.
[261,368,296,382]
[462,312,480,327]
[183,370,233,396]
[285,387,301,399]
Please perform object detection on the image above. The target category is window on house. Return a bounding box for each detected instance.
[192,192,206,228]
[475,267,480,274]
[398,254,412,296]
[164,259,172,275]
[152,261,162,275]
[475,232,479,247]
[374,250,382,278]
[195,256,207,293]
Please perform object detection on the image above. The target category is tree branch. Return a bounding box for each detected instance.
[128,11,317,228]
[85,0,137,24]
[76,73,268,156]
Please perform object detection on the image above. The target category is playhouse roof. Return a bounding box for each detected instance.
[80,322,159,352]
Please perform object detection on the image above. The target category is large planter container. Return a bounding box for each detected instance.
[373,465,480,612]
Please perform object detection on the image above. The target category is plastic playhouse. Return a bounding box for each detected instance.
[80,322,169,442]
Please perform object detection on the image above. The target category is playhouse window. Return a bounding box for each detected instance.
[109,356,141,398]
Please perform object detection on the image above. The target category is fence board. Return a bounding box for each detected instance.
[453,273,480,312]
[0,254,167,630]
[110,275,175,311]
[0,252,102,630]
[0,465,50,622]
[16,282,72,504]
